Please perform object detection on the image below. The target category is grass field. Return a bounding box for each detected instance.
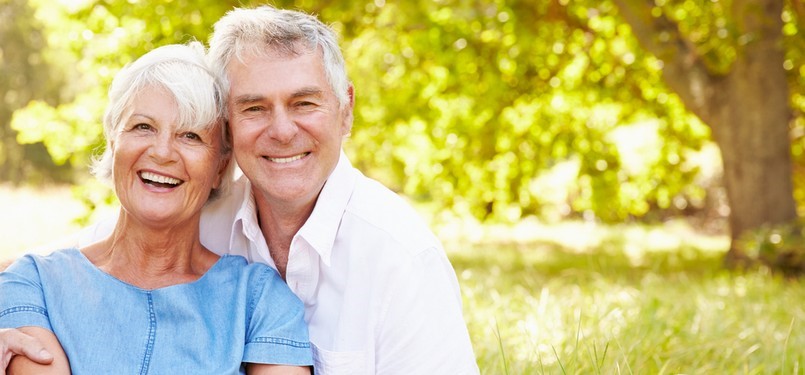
[1,185,802,373]
[445,223,804,374]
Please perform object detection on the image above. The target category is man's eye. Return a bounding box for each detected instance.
[244,106,263,112]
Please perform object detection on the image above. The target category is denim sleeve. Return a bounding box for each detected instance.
[0,255,52,330]
[243,266,313,366]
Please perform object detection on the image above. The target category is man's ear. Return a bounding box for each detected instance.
[341,85,355,137]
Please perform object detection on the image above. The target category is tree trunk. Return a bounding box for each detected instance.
[710,17,797,263]
[613,0,797,263]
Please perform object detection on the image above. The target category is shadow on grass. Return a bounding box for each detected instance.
[447,234,728,290]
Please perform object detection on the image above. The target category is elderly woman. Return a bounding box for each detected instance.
[0,43,312,374]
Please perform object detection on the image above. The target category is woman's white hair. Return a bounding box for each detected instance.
[206,5,351,111]
[92,41,234,201]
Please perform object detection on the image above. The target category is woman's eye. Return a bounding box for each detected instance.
[182,132,201,141]
[134,123,152,131]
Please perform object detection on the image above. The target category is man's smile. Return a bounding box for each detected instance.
[263,152,310,164]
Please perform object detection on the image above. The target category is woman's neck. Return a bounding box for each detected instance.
[80,210,219,289]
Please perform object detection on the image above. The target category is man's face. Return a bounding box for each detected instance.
[226,47,353,210]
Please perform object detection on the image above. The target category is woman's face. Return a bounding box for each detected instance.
[112,85,226,228]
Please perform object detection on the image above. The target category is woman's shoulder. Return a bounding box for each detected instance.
[4,248,84,274]
[0,248,92,304]
[211,255,282,284]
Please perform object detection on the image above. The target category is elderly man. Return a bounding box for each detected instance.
[1,5,478,374]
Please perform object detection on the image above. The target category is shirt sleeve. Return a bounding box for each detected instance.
[375,246,480,374]
[243,266,313,366]
[0,255,52,331]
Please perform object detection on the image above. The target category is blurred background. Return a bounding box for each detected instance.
[1,0,803,372]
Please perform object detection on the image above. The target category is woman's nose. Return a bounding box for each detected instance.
[149,133,179,162]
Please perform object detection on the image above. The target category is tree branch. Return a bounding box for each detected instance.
[612,0,722,125]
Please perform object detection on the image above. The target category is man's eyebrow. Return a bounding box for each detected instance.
[291,87,324,99]
[232,94,265,105]
[232,89,324,104]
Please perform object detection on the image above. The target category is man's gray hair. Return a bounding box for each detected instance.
[207,5,351,110]
[92,41,233,201]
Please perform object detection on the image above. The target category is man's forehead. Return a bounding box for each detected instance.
[229,42,320,67]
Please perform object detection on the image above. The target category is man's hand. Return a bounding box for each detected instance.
[0,328,53,373]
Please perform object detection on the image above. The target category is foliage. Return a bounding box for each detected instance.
[343,0,712,222]
[9,0,238,174]
[3,0,802,225]
[0,0,72,184]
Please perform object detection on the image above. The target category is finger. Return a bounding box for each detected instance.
[0,329,54,366]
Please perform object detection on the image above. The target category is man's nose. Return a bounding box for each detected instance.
[267,109,299,144]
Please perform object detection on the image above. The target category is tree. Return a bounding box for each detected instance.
[612,0,801,262]
[0,0,71,184]
[340,0,714,223]
[7,0,804,268]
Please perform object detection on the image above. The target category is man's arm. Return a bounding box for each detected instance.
[0,328,54,372]
[7,327,68,375]
[375,247,479,374]
[246,364,310,374]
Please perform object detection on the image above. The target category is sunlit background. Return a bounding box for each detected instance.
[1,0,803,372]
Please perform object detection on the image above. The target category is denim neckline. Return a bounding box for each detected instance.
[66,248,230,292]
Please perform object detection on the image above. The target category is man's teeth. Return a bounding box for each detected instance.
[268,153,306,163]
[140,171,181,185]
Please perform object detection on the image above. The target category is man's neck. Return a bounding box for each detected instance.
[253,192,317,280]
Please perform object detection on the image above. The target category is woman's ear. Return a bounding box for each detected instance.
[213,155,231,189]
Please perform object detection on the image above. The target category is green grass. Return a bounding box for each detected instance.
[444,221,805,374]
[2,186,803,373]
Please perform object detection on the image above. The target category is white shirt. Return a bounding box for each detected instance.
[79,152,479,374]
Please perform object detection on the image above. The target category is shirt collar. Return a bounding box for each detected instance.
[230,152,357,267]
[296,151,357,266]
[232,175,262,249]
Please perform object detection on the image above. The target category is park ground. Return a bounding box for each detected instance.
[1,184,802,374]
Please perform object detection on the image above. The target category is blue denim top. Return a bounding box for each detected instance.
[0,249,312,374]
